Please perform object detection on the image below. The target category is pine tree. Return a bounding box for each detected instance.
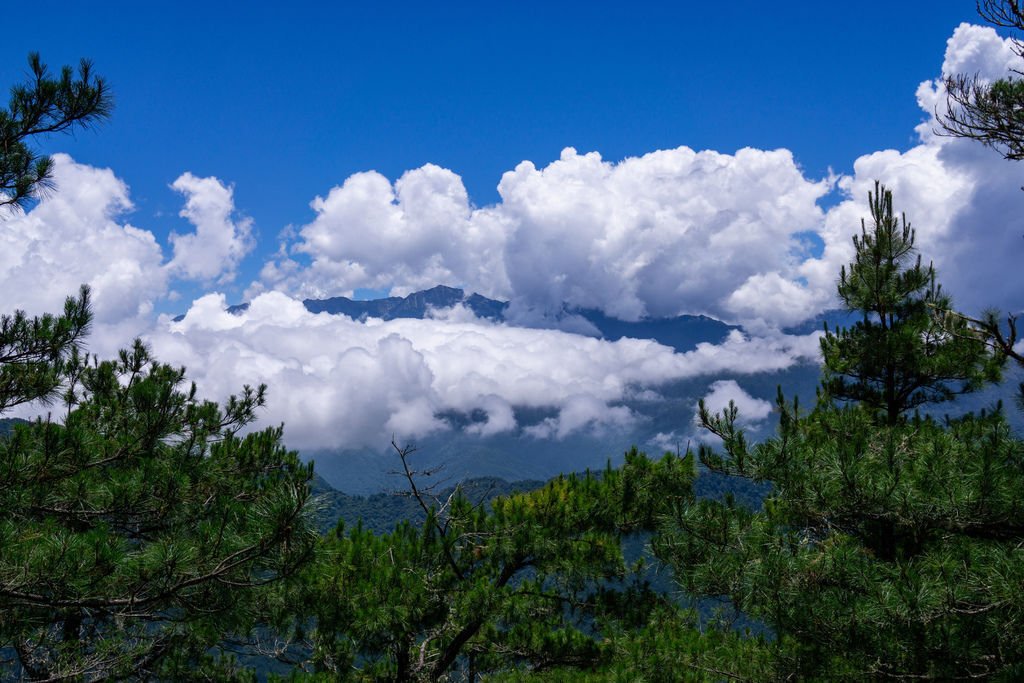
[0,285,91,412]
[820,181,1001,424]
[0,56,317,680]
[1,53,112,210]
[0,333,318,680]
[654,186,1022,680]
[269,445,726,681]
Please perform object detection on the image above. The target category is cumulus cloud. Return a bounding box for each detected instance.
[802,23,1024,318]
[0,156,266,356]
[258,164,511,300]
[697,380,774,426]
[166,172,254,283]
[0,154,167,350]
[148,293,821,450]
[264,147,830,327]
[497,147,829,322]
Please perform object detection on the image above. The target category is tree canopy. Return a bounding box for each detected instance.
[655,185,1020,680]
[266,444,714,680]
[0,56,317,681]
[0,336,318,680]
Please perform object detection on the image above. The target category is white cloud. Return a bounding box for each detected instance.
[266,147,829,327]
[725,272,828,331]
[424,302,484,323]
[166,172,254,283]
[647,431,688,455]
[524,395,636,440]
[259,165,511,300]
[497,146,829,322]
[0,154,167,353]
[463,395,516,437]
[696,379,774,426]
[0,155,823,450]
[148,293,820,450]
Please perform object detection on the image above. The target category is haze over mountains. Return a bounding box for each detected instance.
[182,285,795,493]
[163,284,978,497]
[182,285,1009,496]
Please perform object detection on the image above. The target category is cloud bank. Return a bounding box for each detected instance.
[152,294,820,450]
[260,146,831,326]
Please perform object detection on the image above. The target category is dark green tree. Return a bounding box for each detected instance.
[0,328,318,680]
[266,444,762,681]
[654,186,1022,680]
[0,285,91,412]
[0,55,317,680]
[820,181,1001,424]
[1,53,112,210]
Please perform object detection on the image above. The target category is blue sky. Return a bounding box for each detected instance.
[4,2,982,300]
[3,2,1022,454]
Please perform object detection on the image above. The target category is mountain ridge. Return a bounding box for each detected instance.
[177,285,739,352]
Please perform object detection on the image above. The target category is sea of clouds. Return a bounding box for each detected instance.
[1,24,1021,451]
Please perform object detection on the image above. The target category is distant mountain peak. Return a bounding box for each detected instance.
[301,287,734,351]
[421,284,464,296]
[303,285,507,321]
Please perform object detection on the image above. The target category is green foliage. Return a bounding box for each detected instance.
[309,474,547,536]
[485,604,775,683]
[0,286,91,411]
[0,317,318,679]
[0,53,112,210]
[270,447,702,680]
[656,187,1021,680]
[819,182,1001,424]
[667,401,1024,679]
